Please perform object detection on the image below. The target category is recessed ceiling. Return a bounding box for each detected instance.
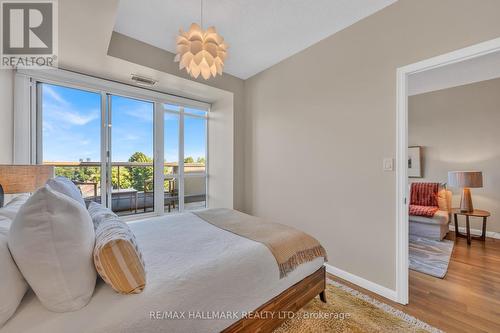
[114,0,397,79]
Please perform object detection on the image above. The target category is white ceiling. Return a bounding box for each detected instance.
[409,50,500,96]
[114,0,397,79]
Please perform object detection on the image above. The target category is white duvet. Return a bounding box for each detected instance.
[2,212,324,333]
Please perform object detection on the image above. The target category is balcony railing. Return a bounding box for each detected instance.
[44,161,206,215]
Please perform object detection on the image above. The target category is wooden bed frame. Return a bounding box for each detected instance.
[222,266,326,333]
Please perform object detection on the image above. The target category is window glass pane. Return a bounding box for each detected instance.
[184,115,206,174]
[164,112,179,176]
[184,176,206,211]
[164,112,179,214]
[111,95,154,216]
[184,106,208,117]
[164,103,180,112]
[40,83,102,205]
[184,115,207,209]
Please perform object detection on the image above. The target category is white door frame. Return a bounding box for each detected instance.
[396,37,500,304]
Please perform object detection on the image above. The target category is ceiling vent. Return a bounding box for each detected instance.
[131,74,158,86]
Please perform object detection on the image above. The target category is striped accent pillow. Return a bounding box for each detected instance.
[410,182,439,207]
[88,203,146,294]
[88,201,118,227]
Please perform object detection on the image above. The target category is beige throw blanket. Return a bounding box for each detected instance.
[193,208,327,278]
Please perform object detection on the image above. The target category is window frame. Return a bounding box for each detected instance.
[17,68,210,219]
[162,105,208,212]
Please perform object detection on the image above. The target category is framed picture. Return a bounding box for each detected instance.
[408,146,422,178]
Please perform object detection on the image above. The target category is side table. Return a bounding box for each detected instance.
[451,208,490,245]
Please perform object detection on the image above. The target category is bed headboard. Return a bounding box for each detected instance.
[0,165,54,194]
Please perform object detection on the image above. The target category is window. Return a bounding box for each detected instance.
[162,104,207,213]
[184,110,207,210]
[163,111,180,213]
[37,81,209,217]
[40,83,102,205]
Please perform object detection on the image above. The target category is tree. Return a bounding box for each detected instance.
[127,152,153,191]
[184,156,194,163]
[55,166,101,184]
[196,157,206,165]
[111,166,131,189]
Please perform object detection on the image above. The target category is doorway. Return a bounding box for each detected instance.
[395,37,500,304]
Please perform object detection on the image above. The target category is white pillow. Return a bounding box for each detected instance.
[0,194,30,221]
[46,176,86,207]
[0,225,28,327]
[8,185,96,312]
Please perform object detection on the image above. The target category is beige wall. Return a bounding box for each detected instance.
[243,0,500,289]
[409,78,500,233]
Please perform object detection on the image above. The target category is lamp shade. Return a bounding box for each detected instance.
[448,171,483,188]
[0,165,54,193]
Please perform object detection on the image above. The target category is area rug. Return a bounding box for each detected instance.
[409,235,454,278]
[274,279,441,333]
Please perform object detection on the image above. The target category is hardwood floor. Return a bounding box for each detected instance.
[328,232,500,332]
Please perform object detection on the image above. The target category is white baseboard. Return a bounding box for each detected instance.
[449,224,500,239]
[324,263,398,303]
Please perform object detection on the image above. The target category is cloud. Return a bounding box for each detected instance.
[62,108,99,125]
[124,105,153,122]
[43,85,70,106]
[44,103,99,126]
[42,85,99,126]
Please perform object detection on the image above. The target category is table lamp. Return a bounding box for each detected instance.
[0,165,54,207]
[448,171,483,213]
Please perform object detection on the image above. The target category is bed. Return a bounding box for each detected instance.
[2,212,326,333]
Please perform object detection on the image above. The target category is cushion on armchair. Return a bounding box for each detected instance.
[437,189,452,213]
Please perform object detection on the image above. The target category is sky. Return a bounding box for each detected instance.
[42,83,206,163]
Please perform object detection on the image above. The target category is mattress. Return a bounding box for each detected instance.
[1,212,324,333]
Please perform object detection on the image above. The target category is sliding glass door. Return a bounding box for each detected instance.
[109,95,155,216]
[39,83,103,205]
[37,81,208,217]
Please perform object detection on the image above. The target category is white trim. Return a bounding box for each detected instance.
[100,93,108,207]
[178,107,185,212]
[13,74,32,163]
[396,37,500,305]
[154,102,165,215]
[205,105,210,208]
[449,225,500,240]
[106,94,113,208]
[324,263,398,302]
[395,66,409,305]
[33,81,41,164]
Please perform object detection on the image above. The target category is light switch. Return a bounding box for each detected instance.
[383,158,393,171]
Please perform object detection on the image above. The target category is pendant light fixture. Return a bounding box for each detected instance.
[174,0,228,80]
